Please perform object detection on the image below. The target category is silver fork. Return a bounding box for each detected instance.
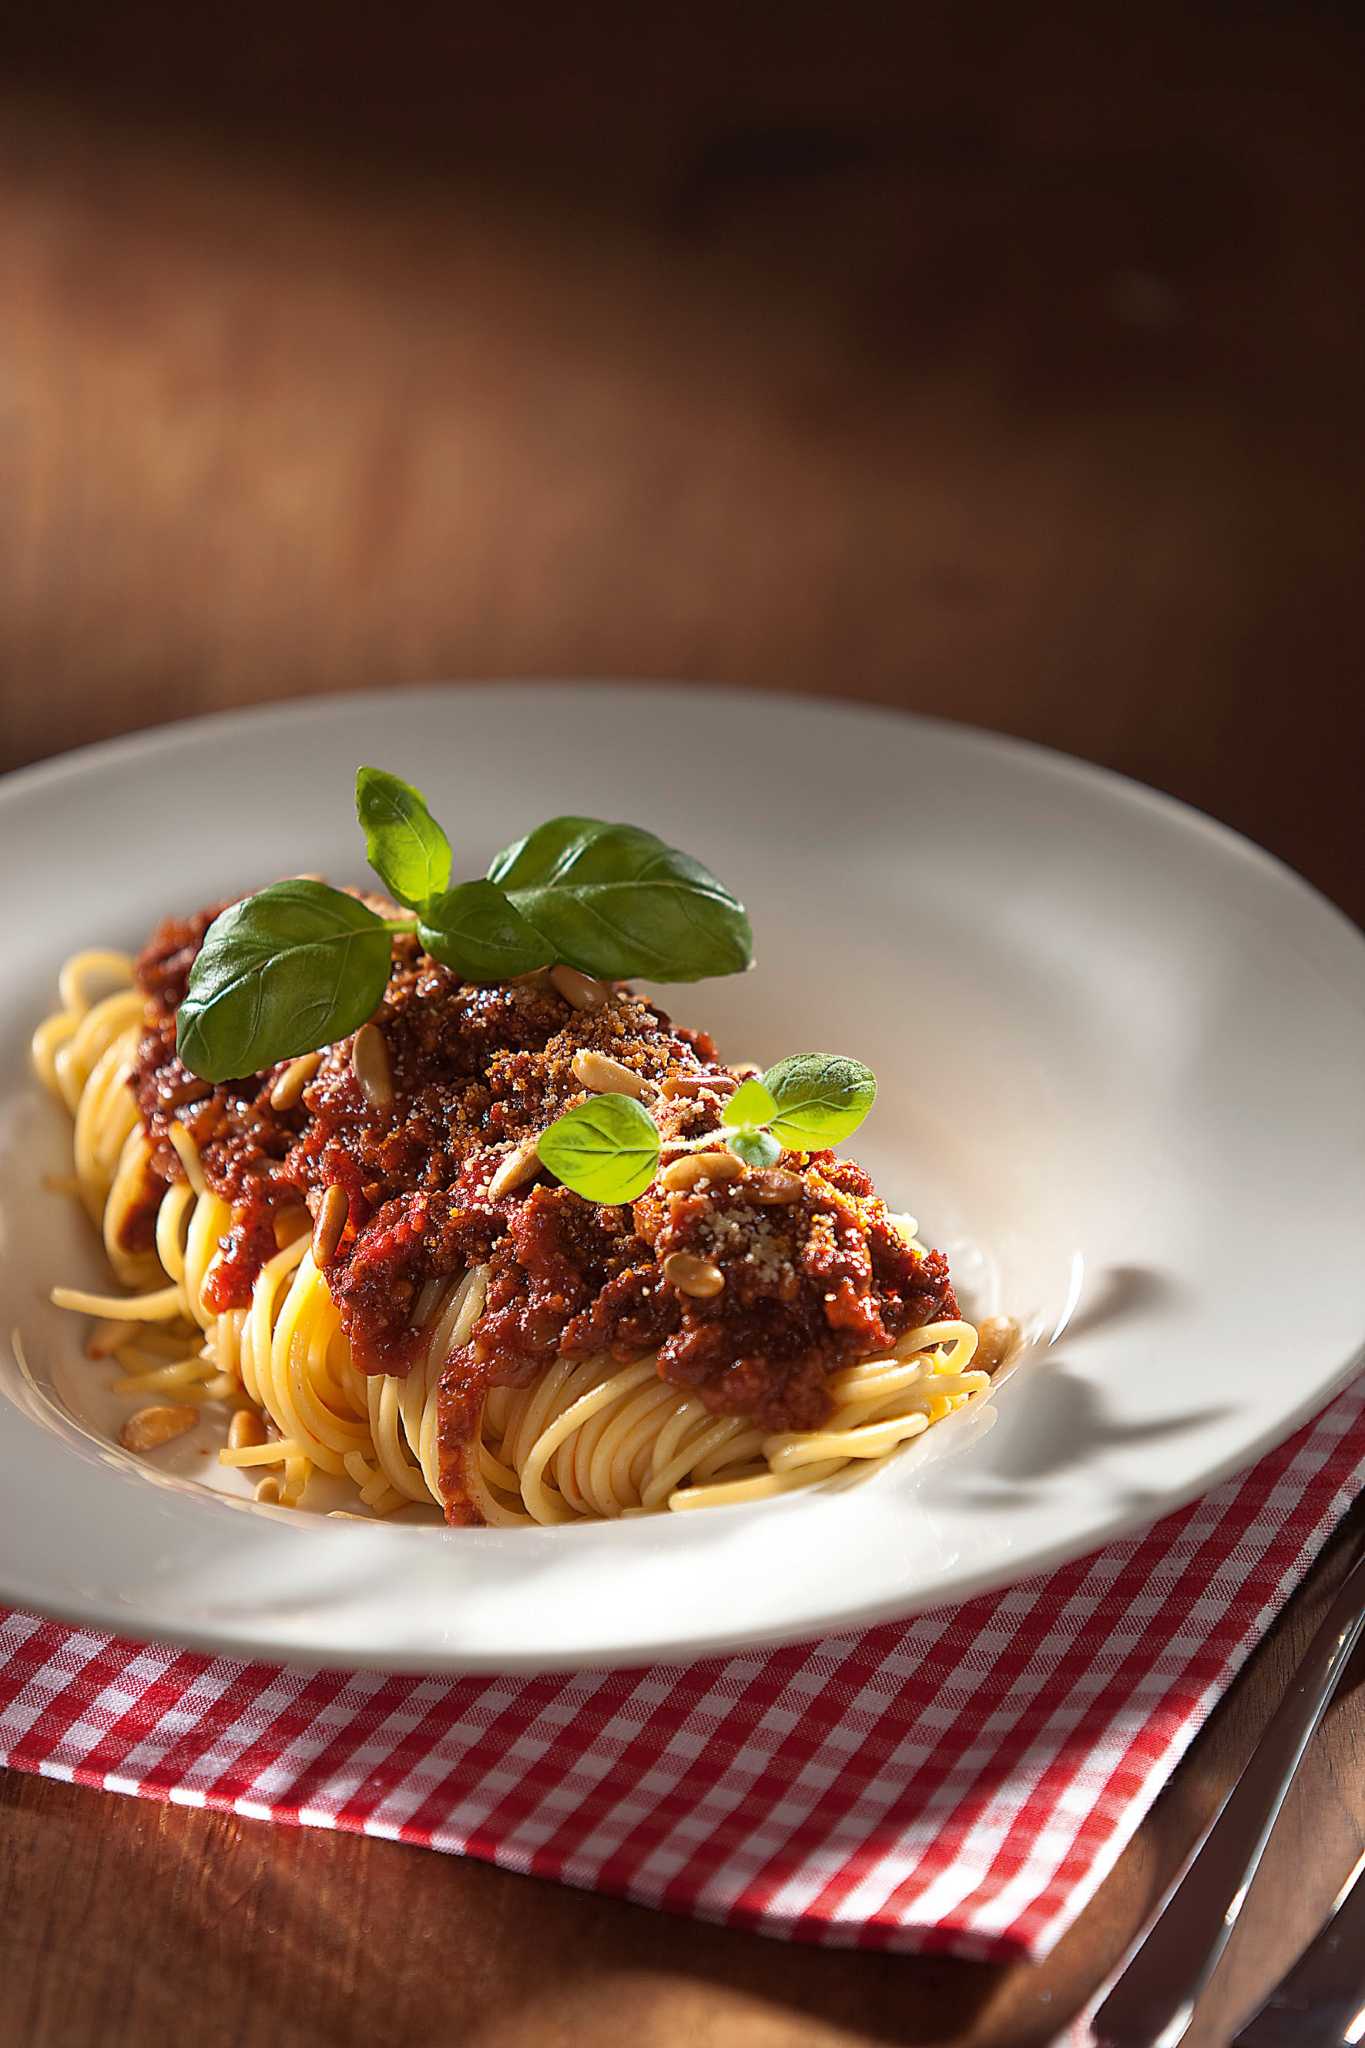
[1090,1528,1365,2048]
[1231,1847,1365,2047]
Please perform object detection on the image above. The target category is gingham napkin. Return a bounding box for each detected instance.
[3,1377,1362,1962]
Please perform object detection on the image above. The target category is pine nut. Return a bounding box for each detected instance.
[661,1151,746,1191]
[549,965,609,1011]
[228,1408,267,1451]
[352,1022,395,1109]
[749,1168,804,1204]
[311,1183,350,1267]
[571,1049,647,1098]
[661,1071,737,1099]
[662,1251,726,1299]
[973,1316,1019,1374]
[255,1476,282,1504]
[270,1051,322,1110]
[120,1404,198,1452]
[488,1141,541,1200]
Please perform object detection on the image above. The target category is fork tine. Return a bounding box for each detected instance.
[1231,1848,1365,2048]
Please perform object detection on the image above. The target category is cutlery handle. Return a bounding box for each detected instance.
[1092,1539,1365,2048]
[1231,1848,1365,2047]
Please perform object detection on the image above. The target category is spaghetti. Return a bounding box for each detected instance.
[36,945,1000,1524]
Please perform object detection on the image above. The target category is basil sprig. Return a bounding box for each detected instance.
[536,1052,877,1204]
[176,769,752,1082]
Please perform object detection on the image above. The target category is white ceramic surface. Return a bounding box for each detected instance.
[2,684,1363,1672]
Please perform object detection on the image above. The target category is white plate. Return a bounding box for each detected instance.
[2,684,1363,1672]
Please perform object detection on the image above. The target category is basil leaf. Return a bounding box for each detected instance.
[418,880,555,983]
[727,1127,783,1170]
[722,1077,777,1129]
[177,880,392,1083]
[537,1093,661,1204]
[761,1053,878,1148]
[355,765,452,910]
[488,817,752,983]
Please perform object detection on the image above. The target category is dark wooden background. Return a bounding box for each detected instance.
[1,5,1362,2042]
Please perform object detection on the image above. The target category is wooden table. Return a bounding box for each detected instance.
[2,6,1362,2041]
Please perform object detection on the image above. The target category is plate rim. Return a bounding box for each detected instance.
[6,678,1363,963]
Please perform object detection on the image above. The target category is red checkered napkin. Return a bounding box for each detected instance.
[3,1378,1362,1963]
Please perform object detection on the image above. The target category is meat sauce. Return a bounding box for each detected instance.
[129,910,958,1516]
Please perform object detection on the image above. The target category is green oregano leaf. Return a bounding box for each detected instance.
[722,1077,778,1129]
[537,1093,661,1204]
[720,1077,783,1167]
[762,1053,877,1148]
[726,1126,783,1170]
[176,880,392,1082]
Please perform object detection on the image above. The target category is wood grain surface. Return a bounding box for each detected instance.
[1,5,1362,2043]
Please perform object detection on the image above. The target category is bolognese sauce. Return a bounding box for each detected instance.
[127,907,958,1515]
